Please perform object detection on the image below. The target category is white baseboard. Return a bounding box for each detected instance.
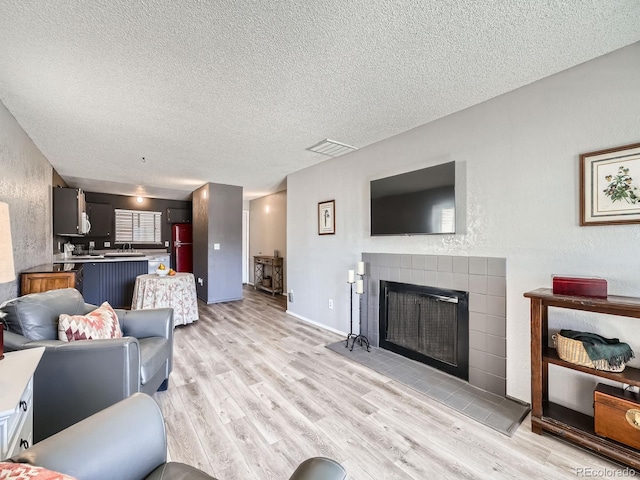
[286,310,348,337]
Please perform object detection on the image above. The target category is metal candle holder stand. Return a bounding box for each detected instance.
[346,267,370,352]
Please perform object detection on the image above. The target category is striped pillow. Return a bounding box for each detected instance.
[58,302,122,342]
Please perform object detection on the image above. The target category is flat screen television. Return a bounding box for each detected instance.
[370,161,455,235]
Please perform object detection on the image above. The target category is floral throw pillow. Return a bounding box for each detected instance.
[0,462,77,479]
[58,302,122,342]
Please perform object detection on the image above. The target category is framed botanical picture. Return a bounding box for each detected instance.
[318,200,335,235]
[580,142,640,226]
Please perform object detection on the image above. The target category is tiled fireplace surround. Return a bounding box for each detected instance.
[360,253,507,396]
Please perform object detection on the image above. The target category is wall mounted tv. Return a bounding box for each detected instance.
[370,161,455,236]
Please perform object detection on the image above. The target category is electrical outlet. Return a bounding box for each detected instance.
[165,241,169,247]
[104,241,110,247]
[288,290,294,302]
[214,243,220,250]
[89,241,95,247]
[328,299,333,309]
[198,277,204,286]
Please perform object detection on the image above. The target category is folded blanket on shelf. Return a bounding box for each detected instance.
[560,329,634,367]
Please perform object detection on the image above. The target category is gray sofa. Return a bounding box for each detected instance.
[9,393,348,480]
[1,288,173,442]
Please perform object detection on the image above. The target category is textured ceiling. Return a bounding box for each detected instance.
[0,1,639,201]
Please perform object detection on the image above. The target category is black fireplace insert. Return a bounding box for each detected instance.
[379,281,469,380]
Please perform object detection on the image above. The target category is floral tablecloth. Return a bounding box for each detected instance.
[131,273,199,326]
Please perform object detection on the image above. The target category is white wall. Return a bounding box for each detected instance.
[0,101,52,301]
[287,42,640,407]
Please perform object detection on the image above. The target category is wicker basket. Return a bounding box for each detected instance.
[553,333,626,372]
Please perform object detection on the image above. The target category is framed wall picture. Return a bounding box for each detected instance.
[318,200,335,235]
[580,142,640,226]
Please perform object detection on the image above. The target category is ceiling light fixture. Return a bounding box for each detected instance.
[136,196,144,203]
[307,139,358,157]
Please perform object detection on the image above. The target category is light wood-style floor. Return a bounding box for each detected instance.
[155,286,623,479]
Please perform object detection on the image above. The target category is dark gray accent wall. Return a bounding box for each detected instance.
[193,183,243,303]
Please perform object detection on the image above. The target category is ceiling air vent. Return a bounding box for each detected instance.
[307,139,358,157]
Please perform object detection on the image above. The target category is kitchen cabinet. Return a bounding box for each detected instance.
[525,287,640,470]
[21,264,83,295]
[83,260,148,308]
[87,202,113,237]
[166,208,191,224]
[53,187,89,236]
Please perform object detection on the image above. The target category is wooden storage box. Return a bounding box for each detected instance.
[594,383,640,450]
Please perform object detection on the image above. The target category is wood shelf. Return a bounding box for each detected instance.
[543,347,640,387]
[527,288,640,470]
[537,402,640,469]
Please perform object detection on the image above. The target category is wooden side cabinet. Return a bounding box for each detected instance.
[21,266,82,296]
[253,256,283,296]
[0,347,44,459]
[525,288,640,469]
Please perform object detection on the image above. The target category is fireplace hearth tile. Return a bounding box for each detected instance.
[401,254,412,269]
[463,402,493,422]
[469,293,487,313]
[452,256,469,273]
[411,255,426,270]
[437,255,453,272]
[428,386,453,401]
[487,276,506,296]
[389,254,402,268]
[486,315,506,337]
[469,257,488,275]
[436,271,452,288]
[379,253,390,267]
[399,268,411,283]
[469,275,488,294]
[451,273,469,291]
[444,394,473,411]
[410,269,426,285]
[326,341,530,437]
[424,255,438,271]
[487,258,506,277]
[388,268,400,282]
[486,296,506,317]
[469,312,487,333]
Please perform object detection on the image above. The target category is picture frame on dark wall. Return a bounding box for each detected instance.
[318,200,335,235]
[580,142,640,226]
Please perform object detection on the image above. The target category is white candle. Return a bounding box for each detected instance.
[357,261,365,276]
[348,270,355,283]
[356,279,364,294]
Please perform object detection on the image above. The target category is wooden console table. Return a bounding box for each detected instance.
[253,256,283,296]
[525,288,640,469]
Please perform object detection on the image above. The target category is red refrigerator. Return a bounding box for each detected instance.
[172,223,193,273]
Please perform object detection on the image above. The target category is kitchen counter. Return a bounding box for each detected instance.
[52,250,169,264]
[23,263,83,273]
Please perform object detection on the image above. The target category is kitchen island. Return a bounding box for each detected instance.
[53,253,147,308]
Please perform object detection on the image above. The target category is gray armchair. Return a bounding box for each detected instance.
[8,393,348,480]
[1,288,173,442]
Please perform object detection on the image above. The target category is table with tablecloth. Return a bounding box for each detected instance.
[131,272,198,326]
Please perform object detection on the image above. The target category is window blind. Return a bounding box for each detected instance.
[114,209,162,244]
